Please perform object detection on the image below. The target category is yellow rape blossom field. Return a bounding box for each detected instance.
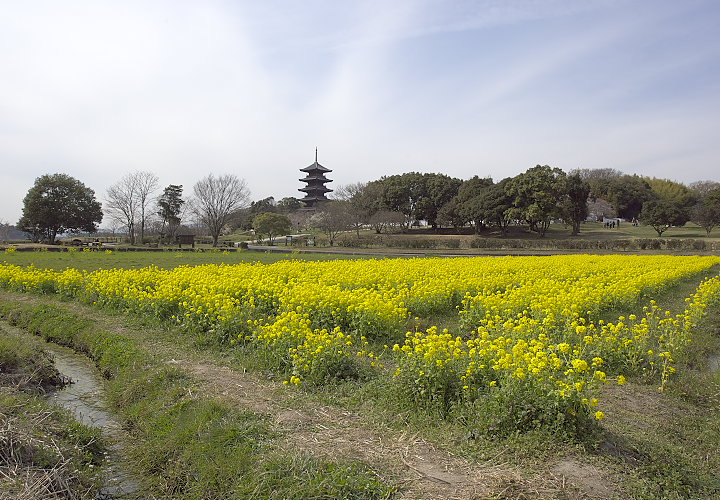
[2,253,720,438]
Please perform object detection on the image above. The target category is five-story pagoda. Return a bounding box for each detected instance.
[299,149,333,208]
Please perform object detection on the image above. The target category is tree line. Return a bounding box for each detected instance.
[16,172,250,246]
[10,165,720,246]
[328,167,720,238]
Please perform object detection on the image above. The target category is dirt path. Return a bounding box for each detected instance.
[1,292,617,499]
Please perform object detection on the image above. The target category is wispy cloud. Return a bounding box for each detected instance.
[1,0,719,224]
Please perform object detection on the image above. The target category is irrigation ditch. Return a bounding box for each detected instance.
[42,339,140,498]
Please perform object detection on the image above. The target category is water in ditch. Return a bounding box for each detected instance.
[43,342,142,498]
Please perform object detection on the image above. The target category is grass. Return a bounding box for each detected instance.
[400,221,720,240]
[0,248,369,272]
[1,251,719,497]
[0,327,106,498]
[0,300,397,499]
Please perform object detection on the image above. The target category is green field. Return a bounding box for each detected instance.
[1,248,369,272]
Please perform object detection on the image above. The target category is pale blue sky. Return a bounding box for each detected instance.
[1,0,719,224]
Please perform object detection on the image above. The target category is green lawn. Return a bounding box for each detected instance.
[0,248,367,272]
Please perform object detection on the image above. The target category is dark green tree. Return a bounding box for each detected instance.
[436,199,465,229]
[17,173,103,244]
[640,199,690,236]
[481,178,515,235]
[560,173,590,235]
[417,173,463,229]
[378,173,425,230]
[606,175,655,220]
[277,197,302,213]
[377,172,461,230]
[252,212,292,245]
[157,184,184,241]
[238,197,277,230]
[507,165,566,237]
[455,176,494,231]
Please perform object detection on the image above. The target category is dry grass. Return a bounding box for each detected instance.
[0,392,96,500]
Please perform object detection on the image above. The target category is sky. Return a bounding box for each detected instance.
[1,0,719,225]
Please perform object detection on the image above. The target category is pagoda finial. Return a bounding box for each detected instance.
[315,147,318,163]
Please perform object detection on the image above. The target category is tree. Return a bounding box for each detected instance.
[436,199,465,229]
[105,171,159,244]
[646,178,696,218]
[239,197,277,230]
[640,199,689,237]
[309,201,351,245]
[368,210,405,234]
[0,220,15,243]
[507,165,566,237]
[481,178,515,235]
[17,173,102,244]
[157,184,185,242]
[374,172,462,230]
[378,173,425,230]
[691,187,720,236]
[134,171,159,243]
[277,197,302,213]
[689,180,720,199]
[253,212,292,245]
[605,175,655,220]
[560,173,590,235]
[417,173,463,229]
[334,182,369,237]
[455,176,495,231]
[574,168,622,200]
[192,174,251,247]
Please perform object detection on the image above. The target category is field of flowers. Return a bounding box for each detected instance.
[2,253,720,434]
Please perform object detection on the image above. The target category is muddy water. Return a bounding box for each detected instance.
[43,342,141,498]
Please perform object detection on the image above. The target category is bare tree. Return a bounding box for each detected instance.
[0,220,13,243]
[334,182,369,237]
[309,201,352,245]
[369,210,405,234]
[192,174,251,246]
[689,180,720,198]
[105,171,159,244]
[106,175,139,244]
[135,171,159,243]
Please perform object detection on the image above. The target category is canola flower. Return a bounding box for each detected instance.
[1,254,719,432]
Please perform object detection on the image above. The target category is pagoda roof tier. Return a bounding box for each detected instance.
[299,186,332,193]
[300,161,332,174]
[299,175,333,182]
[301,196,330,203]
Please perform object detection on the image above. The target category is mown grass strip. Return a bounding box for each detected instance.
[0,299,396,499]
